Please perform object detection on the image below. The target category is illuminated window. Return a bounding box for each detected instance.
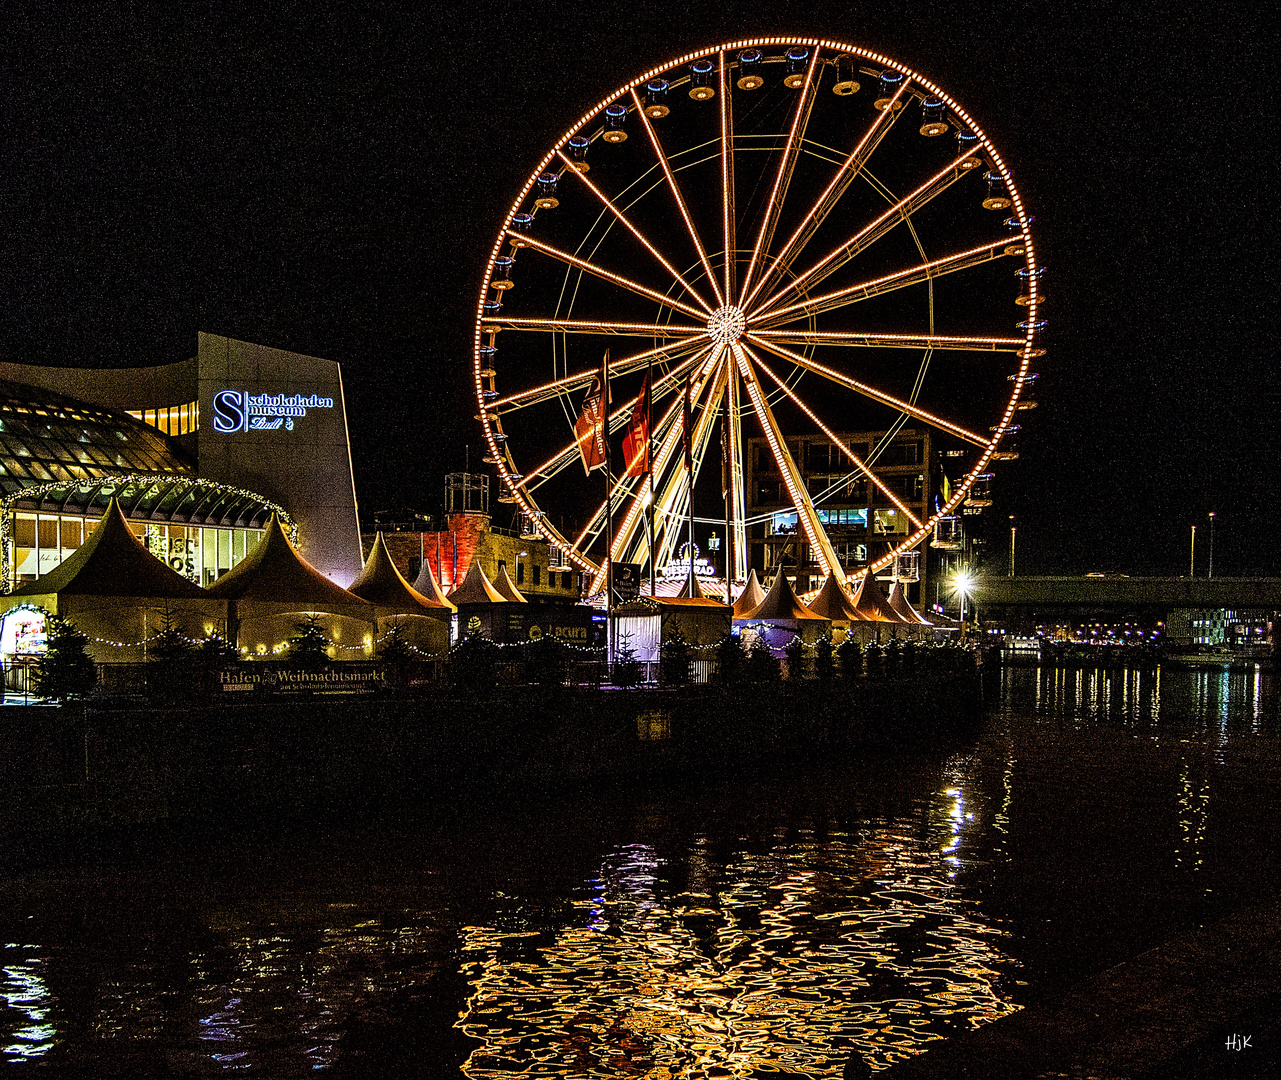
[126,401,200,436]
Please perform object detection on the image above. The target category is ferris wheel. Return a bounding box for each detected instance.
[473,38,1042,596]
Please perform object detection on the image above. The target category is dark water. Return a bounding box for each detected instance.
[2,665,1278,1076]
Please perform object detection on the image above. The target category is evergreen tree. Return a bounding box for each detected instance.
[377,620,413,663]
[147,608,194,698]
[613,630,642,688]
[836,636,862,679]
[449,631,498,689]
[746,635,780,682]
[813,635,835,682]
[714,632,746,686]
[289,614,331,667]
[198,630,239,663]
[32,615,97,702]
[660,627,691,685]
[525,631,567,687]
[149,608,193,665]
[784,635,809,679]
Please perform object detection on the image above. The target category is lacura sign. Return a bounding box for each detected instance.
[211,390,335,433]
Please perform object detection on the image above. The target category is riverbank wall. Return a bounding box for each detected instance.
[0,672,980,836]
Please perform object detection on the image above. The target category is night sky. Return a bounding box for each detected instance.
[4,1,1275,575]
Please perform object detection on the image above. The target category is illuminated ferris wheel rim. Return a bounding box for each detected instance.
[472,37,1043,585]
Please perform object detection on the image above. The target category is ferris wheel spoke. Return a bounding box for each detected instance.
[481,316,707,339]
[745,333,991,448]
[741,78,909,312]
[509,231,709,321]
[719,51,737,304]
[579,350,726,592]
[490,340,707,413]
[749,329,1024,352]
[638,355,730,584]
[743,343,924,528]
[733,343,847,586]
[557,150,716,314]
[751,238,1010,326]
[513,347,716,495]
[630,86,725,308]
[753,147,985,318]
[603,356,729,587]
[737,47,822,307]
[724,358,747,583]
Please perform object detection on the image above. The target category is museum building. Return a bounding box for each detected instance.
[0,332,362,592]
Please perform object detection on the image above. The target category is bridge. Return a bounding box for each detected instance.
[973,576,1281,648]
[976,576,1281,610]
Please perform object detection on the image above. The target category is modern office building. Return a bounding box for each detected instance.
[744,426,974,600]
[0,332,362,590]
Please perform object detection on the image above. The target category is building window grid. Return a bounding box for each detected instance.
[8,509,262,588]
[126,401,199,437]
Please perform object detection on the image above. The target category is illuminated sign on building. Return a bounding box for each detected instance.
[211,391,335,433]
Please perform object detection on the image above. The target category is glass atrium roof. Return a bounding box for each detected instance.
[0,379,282,529]
[0,378,193,495]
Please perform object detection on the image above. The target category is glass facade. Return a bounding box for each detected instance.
[126,401,199,437]
[1,380,285,590]
[9,510,262,587]
[0,379,193,498]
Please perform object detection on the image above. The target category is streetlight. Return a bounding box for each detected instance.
[1189,524,1196,578]
[1207,511,1215,579]
[951,568,975,639]
[1008,515,1017,578]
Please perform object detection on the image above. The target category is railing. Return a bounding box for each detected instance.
[5,642,986,705]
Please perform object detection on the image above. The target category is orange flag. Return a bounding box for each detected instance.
[621,369,651,477]
[574,372,606,474]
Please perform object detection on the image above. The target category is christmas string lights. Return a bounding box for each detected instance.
[1,475,297,592]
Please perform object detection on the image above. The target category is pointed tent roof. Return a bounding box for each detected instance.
[740,570,828,624]
[807,572,863,622]
[349,533,450,612]
[492,563,528,603]
[448,558,506,604]
[678,570,705,599]
[10,497,209,599]
[206,514,371,609]
[850,573,905,623]
[888,581,933,625]
[412,558,456,611]
[731,569,766,617]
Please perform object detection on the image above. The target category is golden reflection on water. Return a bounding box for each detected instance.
[1,945,56,1061]
[456,785,1021,1077]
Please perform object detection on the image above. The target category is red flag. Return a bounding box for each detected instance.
[574,372,606,474]
[621,369,651,477]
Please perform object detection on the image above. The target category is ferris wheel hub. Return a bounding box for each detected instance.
[707,304,746,346]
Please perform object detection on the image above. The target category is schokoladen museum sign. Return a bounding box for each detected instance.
[211,391,335,433]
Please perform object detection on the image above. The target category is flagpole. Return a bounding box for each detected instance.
[722,390,732,604]
[647,352,655,597]
[684,374,694,590]
[603,349,613,678]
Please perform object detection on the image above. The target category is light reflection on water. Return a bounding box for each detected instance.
[456,780,1020,1077]
[0,665,1276,1075]
[1,945,56,1061]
